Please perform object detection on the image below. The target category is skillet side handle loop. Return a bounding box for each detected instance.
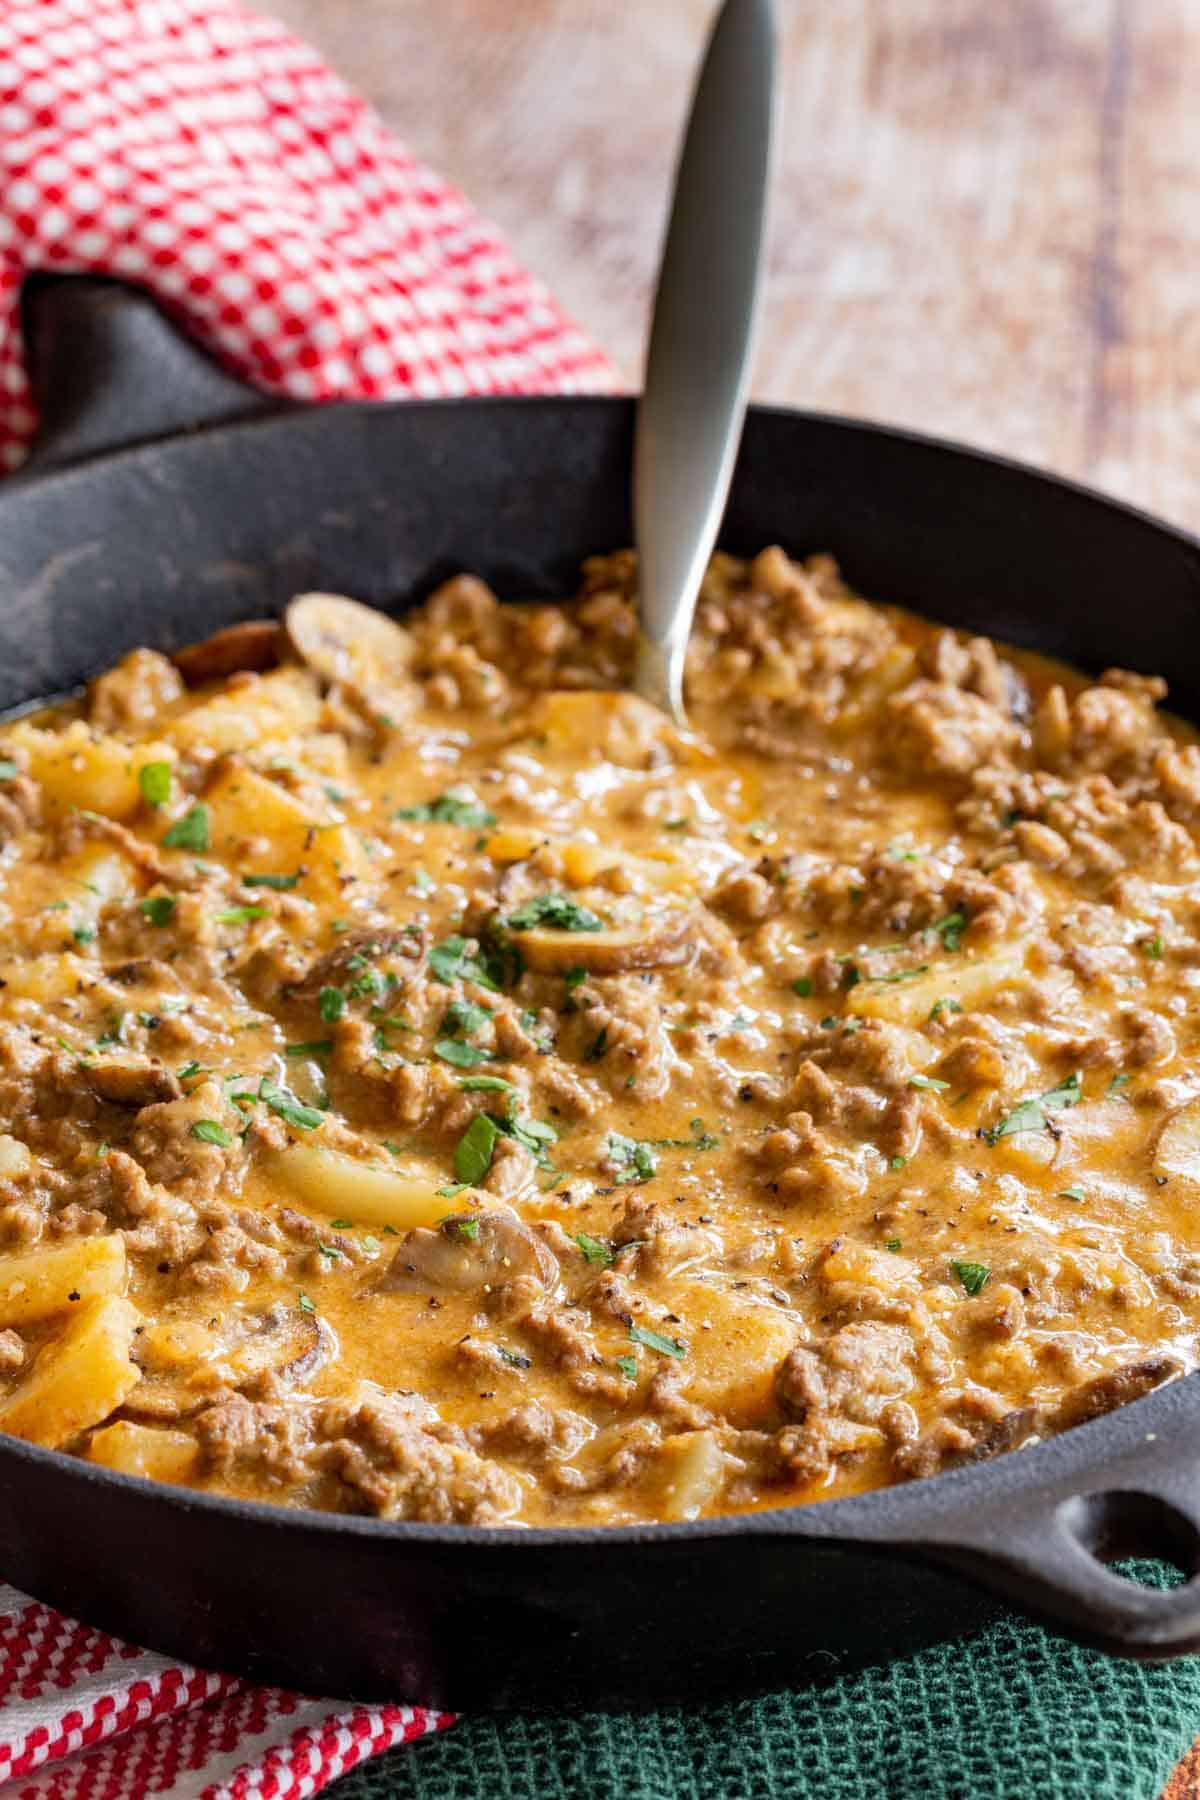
[19,275,288,475]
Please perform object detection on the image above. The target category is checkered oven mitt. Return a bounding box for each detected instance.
[0,0,616,1791]
[0,0,614,474]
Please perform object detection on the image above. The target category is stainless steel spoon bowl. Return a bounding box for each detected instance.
[633,0,777,723]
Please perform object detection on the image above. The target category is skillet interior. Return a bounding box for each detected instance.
[2,287,1200,1702]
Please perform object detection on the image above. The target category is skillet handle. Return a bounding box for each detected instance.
[19,275,286,474]
[900,1387,1200,1659]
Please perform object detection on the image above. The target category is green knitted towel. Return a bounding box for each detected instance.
[327,1565,1199,1800]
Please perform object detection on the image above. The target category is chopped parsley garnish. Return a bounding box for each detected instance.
[177,1060,205,1080]
[139,894,176,927]
[875,964,930,985]
[1108,1073,1131,1096]
[162,803,210,852]
[791,976,813,998]
[502,893,604,933]
[608,1133,658,1185]
[259,1077,323,1131]
[499,1103,557,1167]
[574,1232,614,1267]
[318,986,346,1023]
[412,868,435,895]
[887,841,921,862]
[286,1040,332,1057]
[584,1026,609,1062]
[909,1074,950,1092]
[72,925,96,945]
[951,1260,990,1297]
[316,1241,343,1260]
[0,760,17,783]
[443,999,492,1037]
[889,1154,907,1170]
[1058,1185,1086,1202]
[442,1216,480,1242]
[434,1038,495,1068]
[628,1322,686,1359]
[564,966,588,991]
[984,1072,1081,1144]
[44,900,68,912]
[214,905,267,926]
[297,1292,317,1315]
[616,1354,638,1381]
[929,910,966,952]
[244,871,301,890]
[329,1218,354,1229]
[459,1075,514,1092]
[1143,935,1166,961]
[138,761,172,808]
[190,1120,233,1147]
[429,934,502,991]
[437,1181,469,1199]
[454,1112,500,1184]
[96,1010,126,1047]
[929,996,963,1021]
[885,1238,903,1252]
[394,791,497,829]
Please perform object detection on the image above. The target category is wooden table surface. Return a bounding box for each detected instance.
[271,0,1200,535]
[271,3,1200,1793]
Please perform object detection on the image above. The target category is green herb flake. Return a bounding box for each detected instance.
[628,1322,686,1360]
[454,1112,500,1185]
[297,1292,317,1315]
[616,1354,638,1380]
[574,1232,614,1267]
[1108,1073,1131,1096]
[259,1077,324,1131]
[1143,935,1166,961]
[876,964,930,985]
[885,1238,903,1252]
[0,760,17,783]
[887,841,921,862]
[139,894,176,927]
[608,1132,658,1185]
[1058,1185,1086,1202]
[138,761,172,808]
[162,803,210,852]
[985,1072,1082,1144]
[951,1260,991,1297]
[72,925,96,945]
[176,1060,205,1080]
[316,1240,343,1260]
[889,1154,907,1171]
[394,791,497,829]
[285,1039,332,1057]
[909,1074,950,1092]
[214,905,268,926]
[442,1216,480,1242]
[429,934,501,991]
[318,986,346,1024]
[437,1182,469,1199]
[929,910,966,952]
[244,871,301,890]
[190,1120,233,1147]
[444,999,492,1037]
[791,976,813,998]
[502,893,604,933]
[434,1037,495,1069]
[929,996,963,1021]
[563,966,588,991]
[458,1075,514,1093]
[43,900,68,912]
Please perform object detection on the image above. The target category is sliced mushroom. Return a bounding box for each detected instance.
[380,1211,559,1296]
[172,621,283,687]
[284,928,416,1006]
[1154,1097,1200,1183]
[285,592,415,696]
[957,1405,1041,1465]
[511,911,694,975]
[83,1057,182,1108]
[125,1305,332,1421]
[1052,1353,1184,1431]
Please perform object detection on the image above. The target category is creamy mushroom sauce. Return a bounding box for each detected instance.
[0,545,1197,1527]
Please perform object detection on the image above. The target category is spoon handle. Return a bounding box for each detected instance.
[634,0,777,724]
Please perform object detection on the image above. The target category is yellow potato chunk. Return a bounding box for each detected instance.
[669,1282,798,1425]
[849,943,1029,1026]
[262,1142,456,1231]
[168,665,321,755]
[12,721,175,822]
[88,1420,199,1484]
[0,1234,127,1328]
[0,1137,31,1180]
[0,1295,140,1447]
[203,763,370,904]
[646,1429,725,1522]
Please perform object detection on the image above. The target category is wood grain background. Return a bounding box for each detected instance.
[270,0,1200,534]
[268,3,1200,1792]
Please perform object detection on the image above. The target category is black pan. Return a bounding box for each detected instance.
[2,276,1200,1708]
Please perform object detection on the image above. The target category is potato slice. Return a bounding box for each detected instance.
[514,911,694,974]
[0,1294,140,1447]
[1154,1097,1200,1183]
[88,1420,199,1484]
[172,620,282,687]
[0,1235,127,1328]
[646,1429,725,1522]
[169,665,321,755]
[286,593,415,694]
[849,942,1029,1027]
[12,721,177,822]
[203,762,371,904]
[668,1281,798,1426]
[262,1141,457,1232]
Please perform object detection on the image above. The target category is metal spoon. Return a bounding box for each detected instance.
[633,0,777,725]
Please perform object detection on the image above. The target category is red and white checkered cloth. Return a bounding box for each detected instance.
[0,0,615,1792]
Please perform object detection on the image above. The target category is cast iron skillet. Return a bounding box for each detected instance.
[3,276,1200,1708]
